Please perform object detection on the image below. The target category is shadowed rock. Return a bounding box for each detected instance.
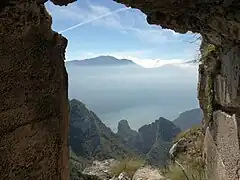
[0,1,69,179]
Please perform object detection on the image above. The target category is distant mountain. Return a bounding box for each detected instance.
[66,56,140,67]
[116,120,140,150]
[117,120,138,142]
[117,118,181,166]
[173,108,203,131]
[69,99,139,164]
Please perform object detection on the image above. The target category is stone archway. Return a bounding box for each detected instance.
[0,0,240,179]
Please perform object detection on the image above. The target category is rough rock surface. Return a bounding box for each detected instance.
[109,172,131,180]
[83,160,165,180]
[82,159,120,180]
[198,41,240,180]
[173,127,204,166]
[132,166,165,180]
[0,0,69,180]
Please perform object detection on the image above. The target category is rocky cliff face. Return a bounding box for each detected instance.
[116,120,139,149]
[117,118,181,166]
[198,40,240,180]
[69,99,137,163]
[0,1,69,179]
[140,118,181,166]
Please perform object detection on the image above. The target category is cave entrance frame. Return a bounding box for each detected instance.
[0,0,240,180]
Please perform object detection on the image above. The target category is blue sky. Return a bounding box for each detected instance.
[45,0,201,67]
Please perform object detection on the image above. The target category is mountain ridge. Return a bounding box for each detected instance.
[65,55,196,69]
[69,99,140,165]
[66,55,141,67]
[117,117,181,166]
[173,108,203,131]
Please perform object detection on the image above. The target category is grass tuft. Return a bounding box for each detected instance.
[163,160,206,180]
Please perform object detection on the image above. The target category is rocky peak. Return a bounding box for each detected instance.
[69,99,137,162]
[139,117,181,143]
[116,117,181,167]
[117,120,138,137]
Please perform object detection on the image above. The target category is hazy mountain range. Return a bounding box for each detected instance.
[66,55,199,130]
[68,56,138,67]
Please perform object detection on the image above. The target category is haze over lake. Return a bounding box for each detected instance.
[66,56,199,130]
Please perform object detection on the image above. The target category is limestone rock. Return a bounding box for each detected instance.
[132,166,165,180]
[0,1,69,179]
[204,111,240,180]
[172,127,204,167]
[110,172,131,180]
[82,159,120,180]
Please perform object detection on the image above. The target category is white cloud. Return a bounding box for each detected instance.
[65,48,198,69]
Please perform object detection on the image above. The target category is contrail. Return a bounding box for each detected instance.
[59,7,131,33]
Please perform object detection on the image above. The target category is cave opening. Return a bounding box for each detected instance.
[46,0,202,131]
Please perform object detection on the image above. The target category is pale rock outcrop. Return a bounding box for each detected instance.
[132,166,166,180]
[82,159,120,180]
[82,159,167,180]
[110,172,131,180]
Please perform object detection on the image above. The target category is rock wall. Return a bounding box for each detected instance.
[199,43,240,180]
[0,0,69,179]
